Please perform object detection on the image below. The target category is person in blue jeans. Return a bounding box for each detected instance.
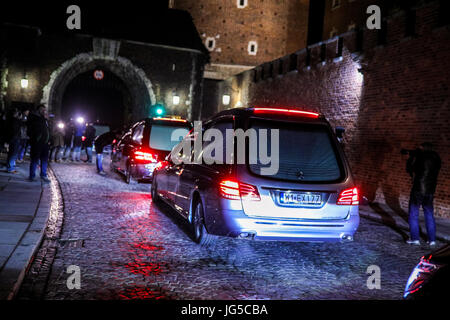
[405,142,441,246]
[83,123,96,163]
[71,121,84,162]
[27,104,51,183]
[6,108,22,173]
[17,108,30,162]
[94,130,120,175]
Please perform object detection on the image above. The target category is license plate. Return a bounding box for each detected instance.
[279,192,322,206]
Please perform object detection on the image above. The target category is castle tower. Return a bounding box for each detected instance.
[172,0,310,80]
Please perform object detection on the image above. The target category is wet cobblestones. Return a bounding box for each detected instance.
[17,159,446,300]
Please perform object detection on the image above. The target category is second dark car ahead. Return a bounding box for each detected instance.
[110,117,191,184]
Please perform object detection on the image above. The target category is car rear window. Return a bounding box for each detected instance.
[149,124,190,151]
[248,119,344,182]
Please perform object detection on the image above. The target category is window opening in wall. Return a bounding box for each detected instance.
[206,37,216,51]
[237,0,248,9]
[248,41,258,55]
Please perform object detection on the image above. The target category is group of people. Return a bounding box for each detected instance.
[49,118,96,164]
[1,104,99,182]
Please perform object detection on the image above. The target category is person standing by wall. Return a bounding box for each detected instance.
[0,110,7,154]
[17,108,30,163]
[27,104,51,182]
[5,108,22,173]
[405,142,441,246]
[83,123,96,163]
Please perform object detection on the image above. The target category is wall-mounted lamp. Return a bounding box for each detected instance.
[222,94,231,106]
[173,93,180,105]
[21,78,29,89]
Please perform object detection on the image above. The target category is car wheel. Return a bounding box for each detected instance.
[151,181,160,203]
[192,201,216,246]
[126,163,137,185]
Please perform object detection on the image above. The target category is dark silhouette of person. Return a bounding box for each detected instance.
[406,142,441,246]
[27,104,51,182]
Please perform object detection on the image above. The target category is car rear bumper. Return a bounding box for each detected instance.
[206,207,359,242]
[130,163,158,182]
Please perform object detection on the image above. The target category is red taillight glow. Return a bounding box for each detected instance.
[219,180,261,201]
[82,136,86,142]
[253,107,320,118]
[133,150,157,163]
[337,187,359,205]
[154,161,168,171]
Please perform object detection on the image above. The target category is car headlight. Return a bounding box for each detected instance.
[404,256,442,298]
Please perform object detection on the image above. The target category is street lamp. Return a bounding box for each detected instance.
[57,122,65,129]
[76,117,85,124]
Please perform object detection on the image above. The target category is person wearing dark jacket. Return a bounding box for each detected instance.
[94,130,120,175]
[6,108,22,173]
[62,120,74,161]
[17,109,30,162]
[27,104,51,182]
[406,142,441,246]
[71,120,84,162]
[83,123,96,163]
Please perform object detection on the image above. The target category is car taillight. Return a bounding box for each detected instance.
[337,187,359,205]
[253,107,320,118]
[404,256,443,298]
[154,161,168,171]
[133,150,157,163]
[219,180,261,201]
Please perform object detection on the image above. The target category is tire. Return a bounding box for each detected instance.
[151,181,161,203]
[126,163,137,185]
[192,201,216,246]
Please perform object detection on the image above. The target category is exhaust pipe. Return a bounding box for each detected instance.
[341,234,353,242]
[238,232,256,240]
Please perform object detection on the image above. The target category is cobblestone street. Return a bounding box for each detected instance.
[16,160,445,300]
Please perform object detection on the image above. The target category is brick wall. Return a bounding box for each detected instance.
[174,0,310,78]
[215,1,450,218]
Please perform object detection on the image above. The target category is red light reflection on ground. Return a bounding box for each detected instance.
[132,242,164,251]
[123,261,165,276]
[117,286,170,300]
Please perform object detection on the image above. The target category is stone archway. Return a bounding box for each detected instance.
[41,52,156,124]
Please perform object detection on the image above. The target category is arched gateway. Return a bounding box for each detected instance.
[41,52,156,123]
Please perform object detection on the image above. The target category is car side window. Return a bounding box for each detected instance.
[120,133,131,146]
[132,124,145,144]
[202,119,233,170]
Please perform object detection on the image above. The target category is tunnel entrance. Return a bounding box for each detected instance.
[61,69,131,130]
